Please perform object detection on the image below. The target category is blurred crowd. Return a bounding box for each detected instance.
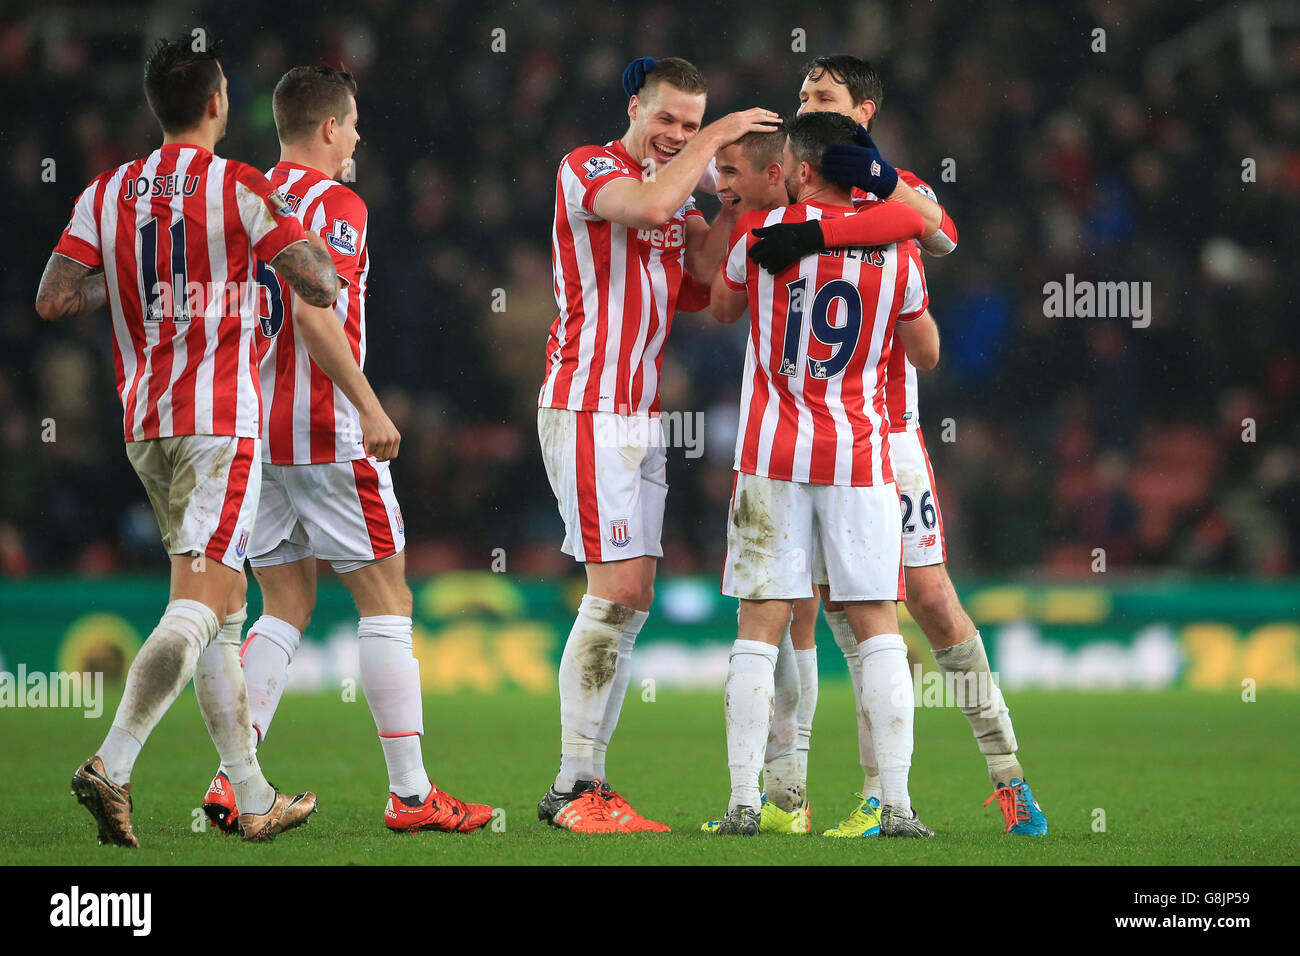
[1,0,1297,580]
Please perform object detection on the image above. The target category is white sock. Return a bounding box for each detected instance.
[98,599,218,785]
[931,631,1022,784]
[763,627,801,810]
[793,647,818,786]
[237,615,301,757]
[725,639,779,812]
[857,633,913,812]
[358,615,430,802]
[592,606,648,781]
[194,604,274,815]
[825,609,881,801]
[555,595,626,792]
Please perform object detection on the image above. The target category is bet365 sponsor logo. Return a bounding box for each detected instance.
[635,222,685,249]
[49,886,151,936]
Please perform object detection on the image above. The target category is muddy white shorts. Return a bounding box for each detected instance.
[890,427,947,567]
[723,471,904,603]
[538,407,667,563]
[125,435,261,571]
[247,458,405,574]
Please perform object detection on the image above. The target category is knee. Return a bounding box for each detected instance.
[606,582,651,611]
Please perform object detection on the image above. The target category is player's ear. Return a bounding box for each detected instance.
[322,115,337,144]
[767,162,782,185]
[627,94,639,124]
[859,99,877,128]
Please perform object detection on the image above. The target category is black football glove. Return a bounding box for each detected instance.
[747,220,826,274]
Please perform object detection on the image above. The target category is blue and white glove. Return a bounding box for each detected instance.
[821,125,899,198]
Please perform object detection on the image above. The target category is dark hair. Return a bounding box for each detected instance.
[804,54,884,129]
[640,56,707,100]
[144,33,225,134]
[273,65,359,144]
[733,128,786,168]
[785,111,860,178]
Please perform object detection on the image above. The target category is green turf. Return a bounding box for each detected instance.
[2,685,1297,865]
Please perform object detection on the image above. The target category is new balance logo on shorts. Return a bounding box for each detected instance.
[920,534,937,547]
[609,519,630,548]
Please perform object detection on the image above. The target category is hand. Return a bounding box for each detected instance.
[360,405,401,461]
[747,220,825,274]
[822,126,899,197]
[706,108,783,149]
[622,56,657,97]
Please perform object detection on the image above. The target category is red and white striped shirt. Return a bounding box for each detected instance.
[257,162,369,464]
[52,144,307,442]
[725,201,928,486]
[854,169,948,433]
[538,141,705,415]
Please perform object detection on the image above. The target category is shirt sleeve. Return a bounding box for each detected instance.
[724,213,755,291]
[560,146,641,221]
[899,169,958,256]
[304,186,367,287]
[898,244,929,321]
[820,203,925,249]
[232,164,309,262]
[52,175,108,269]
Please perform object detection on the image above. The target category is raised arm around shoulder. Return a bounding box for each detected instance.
[593,108,781,230]
[35,253,105,321]
[896,308,940,370]
[269,232,340,308]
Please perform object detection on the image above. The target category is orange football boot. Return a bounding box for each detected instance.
[537,778,623,833]
[385,782,494,833]
[203,771,240,835]
[600,782,671,832]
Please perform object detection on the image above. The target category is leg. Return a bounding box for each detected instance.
[239,556,317,747]
[337,553,430,800]
[555,555,654,791]
[99,437,259,789]
[726,600,789,812]
[789,595,819,791]
[820,588,881,801]
[906,562,1023,786]
[763,617,801,810]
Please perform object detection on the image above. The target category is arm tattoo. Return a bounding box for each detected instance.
[269,241,339,308]
[35,254,106,320]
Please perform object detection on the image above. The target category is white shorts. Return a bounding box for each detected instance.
[723,471,904,603]
[125,435,261,571]
[538,407,667,563]
[890,427,947,567]
[247,458,405,574]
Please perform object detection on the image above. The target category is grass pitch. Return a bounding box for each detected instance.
[2,685,1296,865]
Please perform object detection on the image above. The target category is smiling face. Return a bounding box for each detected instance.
[627,82,706,170]
[796,69,874,126]
[715,142,784,211]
